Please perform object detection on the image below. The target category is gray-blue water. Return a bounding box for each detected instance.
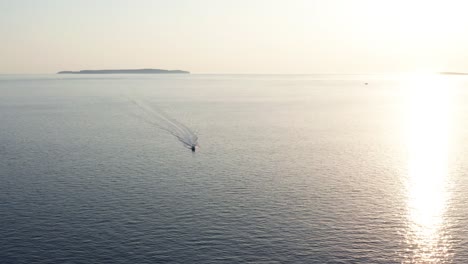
[2,74,468,263]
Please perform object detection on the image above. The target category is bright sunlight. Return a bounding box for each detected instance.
[404,74,454,262]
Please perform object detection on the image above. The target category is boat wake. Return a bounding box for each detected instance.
[128,98,198,150]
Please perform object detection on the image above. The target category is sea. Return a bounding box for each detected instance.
[1,74,468,263]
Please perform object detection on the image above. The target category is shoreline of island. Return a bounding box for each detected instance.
[57,69,190,74]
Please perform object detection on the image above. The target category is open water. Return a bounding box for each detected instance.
[2,74,468,263]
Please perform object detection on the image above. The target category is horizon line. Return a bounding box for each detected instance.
[0,71,461,75]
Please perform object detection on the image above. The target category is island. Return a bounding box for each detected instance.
[439,72,468,75]
[57,69,190,74]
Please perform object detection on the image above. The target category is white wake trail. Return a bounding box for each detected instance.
[128,98,199,150]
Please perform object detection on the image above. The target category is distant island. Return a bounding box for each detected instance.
[439,72,468,75]
[57,69,190,74]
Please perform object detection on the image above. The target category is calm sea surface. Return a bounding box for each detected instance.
[2,74,468,263]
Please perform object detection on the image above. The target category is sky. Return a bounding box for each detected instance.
[1,0,468,74]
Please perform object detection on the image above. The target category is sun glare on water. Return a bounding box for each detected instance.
[404,74,454,263]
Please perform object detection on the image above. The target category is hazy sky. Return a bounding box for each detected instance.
[1,0,467,74]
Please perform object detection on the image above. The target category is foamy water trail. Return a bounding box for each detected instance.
[128,98,198,150]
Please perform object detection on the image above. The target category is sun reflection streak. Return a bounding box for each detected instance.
[404,74,453,263]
